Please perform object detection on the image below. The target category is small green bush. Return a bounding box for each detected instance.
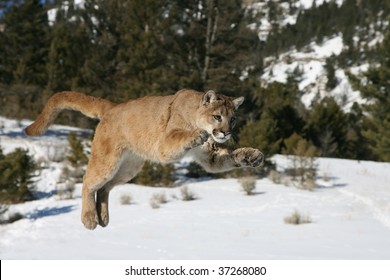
[133,161,175,187]
[186,161,211,178]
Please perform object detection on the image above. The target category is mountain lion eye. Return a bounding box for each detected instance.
[213,115,222,122]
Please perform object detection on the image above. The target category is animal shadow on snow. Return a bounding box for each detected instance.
[251,191,267,196]
[27,205,75,220]
[316,175,347,189]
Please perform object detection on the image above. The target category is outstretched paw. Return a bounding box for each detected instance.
[233,148,264,168]
[188,130,209,149]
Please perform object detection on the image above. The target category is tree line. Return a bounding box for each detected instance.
[0,0,261,125]
[0,0,389,162]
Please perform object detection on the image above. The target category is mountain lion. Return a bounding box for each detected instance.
[25,89,264,229]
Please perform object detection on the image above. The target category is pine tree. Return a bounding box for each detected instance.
[345,102,372,159]
[46,1,90,93]
[169,0,261,96]
[239,112,283,158]
[325,56,337,90]
[67,132,88,167]
[360,25,390,161]
[0,148,37,203]
[0,0,49,85]
[239,81,305,157]
[77,0,176,101]
[305,97,348,158]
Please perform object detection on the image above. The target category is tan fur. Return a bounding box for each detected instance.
[25,91,115,136]
[26,89,263,229]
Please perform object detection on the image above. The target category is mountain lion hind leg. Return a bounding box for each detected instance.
[81,137,127,230]
[96,152,144,227]
[190,139,264,173]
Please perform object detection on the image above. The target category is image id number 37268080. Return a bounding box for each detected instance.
[218,266,266,276]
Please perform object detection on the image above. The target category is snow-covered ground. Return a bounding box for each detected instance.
[1,116,390,260]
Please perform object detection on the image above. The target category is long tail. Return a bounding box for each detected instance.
[25,91,116,136]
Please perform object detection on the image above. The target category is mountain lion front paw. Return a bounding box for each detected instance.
[188,130,209,149]
[233,148,264,168]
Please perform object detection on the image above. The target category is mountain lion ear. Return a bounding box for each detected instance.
[233,96,244,109]
[202,90,218,106]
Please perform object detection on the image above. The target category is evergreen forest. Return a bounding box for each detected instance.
[1,0,390,162]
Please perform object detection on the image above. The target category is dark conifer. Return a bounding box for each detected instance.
[0,148,37,203]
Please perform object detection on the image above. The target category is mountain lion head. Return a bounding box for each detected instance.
[197,90,244,144]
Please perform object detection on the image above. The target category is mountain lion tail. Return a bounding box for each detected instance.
[25,91,116,136]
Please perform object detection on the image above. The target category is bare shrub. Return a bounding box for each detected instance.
[149,192,168,209]
[56,165,76,200]
[68,167,85,183]
[300,178,316,191]
[0,204,8,224]
[150,197,161,209]
[269,170,283,184]
[120,193,132,205]
[43,141,68,162]
[239,176,256,195]
[57,180,76,200]
[153,192,167,204]
[180,185,196,201]
[284,210,312,225]
[283,133,318,191]
[322,172,330,182]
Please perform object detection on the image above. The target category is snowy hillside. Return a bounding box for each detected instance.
[251,0,345,41]
[260,35,367,110]
[1,116,390,259]
[250,0,387,112]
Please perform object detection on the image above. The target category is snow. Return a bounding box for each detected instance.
[254,0,382,112]
[1,116,390,260]
[47,0,86,25]
[250,1,345,41]
[295,0,344,9]
[261,35,370,110]
[262,36,343,86]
